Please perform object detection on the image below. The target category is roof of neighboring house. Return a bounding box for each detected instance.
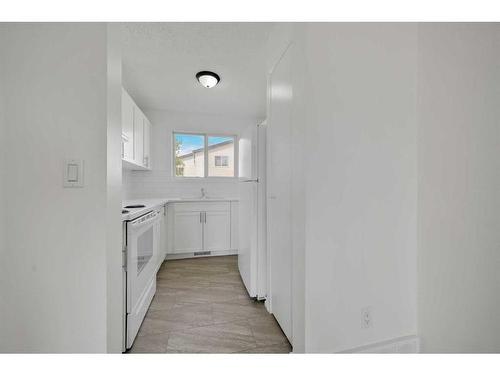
[177,140,233,159]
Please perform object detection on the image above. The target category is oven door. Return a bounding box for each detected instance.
[126,210,161,348]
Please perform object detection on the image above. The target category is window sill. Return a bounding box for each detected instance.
[172,176,238,183]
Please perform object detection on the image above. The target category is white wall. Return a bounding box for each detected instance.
[0,30,6,315]
[106,23,125,353]
[0,24,113,353]
[417,23,500,353]
[123,109,260,200]
[302,23,418,352]
[289,26,308,354]
[266,22,500,354]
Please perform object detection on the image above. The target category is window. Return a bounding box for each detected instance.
[173,133,205,177]
[214,155,229,167]
[173,133,236,178]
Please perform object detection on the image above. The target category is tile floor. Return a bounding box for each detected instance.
[128,255,292,353]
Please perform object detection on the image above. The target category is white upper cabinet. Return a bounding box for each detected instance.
[121,89,135,162]
[133,106,144,167]
[121,87,152,170]
[143,118,151,169]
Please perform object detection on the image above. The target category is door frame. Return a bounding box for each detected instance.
[265,41,294,339]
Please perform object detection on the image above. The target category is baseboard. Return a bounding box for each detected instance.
[165,249,237,260]
[264,298,272,313]
[340,335,420,353]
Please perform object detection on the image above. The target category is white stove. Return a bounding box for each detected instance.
[122,202,162,351]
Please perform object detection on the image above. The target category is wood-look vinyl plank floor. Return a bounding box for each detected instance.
[128,255,291,354]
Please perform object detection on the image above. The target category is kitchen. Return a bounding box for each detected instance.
[1,19,499,358]
[118,23,281,353]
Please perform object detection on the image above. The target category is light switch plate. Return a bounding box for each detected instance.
[63,159,84,188]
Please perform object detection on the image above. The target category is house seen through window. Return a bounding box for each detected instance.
[174,133,235,178]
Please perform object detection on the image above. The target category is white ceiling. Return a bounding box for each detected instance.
[122,23,274,118]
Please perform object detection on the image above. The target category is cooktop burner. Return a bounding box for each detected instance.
[122,210,129,214]
[124,205,146,209]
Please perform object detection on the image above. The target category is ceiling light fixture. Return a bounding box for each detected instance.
[196,71,220,88]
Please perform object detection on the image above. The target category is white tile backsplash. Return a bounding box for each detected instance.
[123,169,239,200]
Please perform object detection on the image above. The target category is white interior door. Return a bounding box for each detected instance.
[267,44,293,341]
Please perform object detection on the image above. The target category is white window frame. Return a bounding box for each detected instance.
[172,131,238,179]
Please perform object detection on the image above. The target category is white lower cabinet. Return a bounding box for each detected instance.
[204,211,231,251]
[170,202,232,255]
[159,205,168,266]
[173,211,203,253]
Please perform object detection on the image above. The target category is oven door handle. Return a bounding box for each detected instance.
[130,211,160,230]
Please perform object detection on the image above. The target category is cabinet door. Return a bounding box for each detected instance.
[173,211,203,253]
[159,206,168,263]
[204,211,231,252]
[143,118,151,168]
[230,201,239,249]
[121,89,134,161]
[133,107,144,167]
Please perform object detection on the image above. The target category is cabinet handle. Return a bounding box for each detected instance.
[203,212,207,223]
[200,212,203,223]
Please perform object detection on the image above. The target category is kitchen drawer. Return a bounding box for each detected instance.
[172,201,230,213]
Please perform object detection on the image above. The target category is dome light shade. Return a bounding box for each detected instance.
[196,71,220,88]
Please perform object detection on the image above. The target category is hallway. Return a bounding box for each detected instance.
[129,256,292,353]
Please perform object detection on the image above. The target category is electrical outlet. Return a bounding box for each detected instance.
[361,307,372,329]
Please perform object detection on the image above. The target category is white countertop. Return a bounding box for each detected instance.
[122,197,238,221]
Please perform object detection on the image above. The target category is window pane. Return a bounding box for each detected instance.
[208,136,234,177]
[174,133,205,177]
